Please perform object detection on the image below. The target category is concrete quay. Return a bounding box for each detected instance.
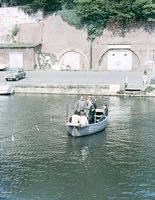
[0,70,154,96]
[14,83,120,96]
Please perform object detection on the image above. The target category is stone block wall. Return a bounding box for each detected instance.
[0,7,155,71]
[0,7,38,43]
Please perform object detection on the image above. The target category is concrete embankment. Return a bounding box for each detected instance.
[14,83,121,96]
[13,83,155,97]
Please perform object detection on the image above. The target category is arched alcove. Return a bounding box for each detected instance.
[98,48,141,71]
[58,50,88,70]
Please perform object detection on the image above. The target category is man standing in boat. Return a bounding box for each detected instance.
[88,101,96,124]
[74,96,87,112]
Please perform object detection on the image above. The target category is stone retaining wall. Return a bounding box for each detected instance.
[14,84,120,95]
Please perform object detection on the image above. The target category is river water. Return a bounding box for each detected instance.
[0,94,155,200]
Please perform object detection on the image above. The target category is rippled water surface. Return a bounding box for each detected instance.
[0,94,155,200]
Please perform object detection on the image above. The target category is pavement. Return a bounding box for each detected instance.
[0,70,152,88]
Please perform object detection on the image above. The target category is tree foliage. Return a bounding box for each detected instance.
[0,0,16,6]
[1,0,155,39]
[5,0,62,13]
[74,0,155,39]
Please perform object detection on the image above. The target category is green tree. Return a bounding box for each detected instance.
[62,0,75,9]
[0,0,16,6]
[16,0,62,14]
[74,0,155,39]
[74,0,111,40]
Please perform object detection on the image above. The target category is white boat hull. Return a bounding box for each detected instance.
[66,117,107,137]
[0,84,14,95]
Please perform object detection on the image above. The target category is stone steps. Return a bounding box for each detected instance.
[124,85,142,95]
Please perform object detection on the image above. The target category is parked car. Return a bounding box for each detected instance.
[6,68,26,81]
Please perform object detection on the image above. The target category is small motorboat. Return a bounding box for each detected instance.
[66,107,108,137]
[0,84,14,95]
[0,64,7,71]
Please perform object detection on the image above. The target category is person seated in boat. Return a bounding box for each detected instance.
[70,110,81,124]
[88,102,96,124]
[74,96,87,112]
[80,110,89,125]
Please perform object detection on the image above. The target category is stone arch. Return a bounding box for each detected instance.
[98,48,141,71]
[58,49,89,70]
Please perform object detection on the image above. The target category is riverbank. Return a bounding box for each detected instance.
[13,83,155,97]
[1,70,155,96]
[13,83,120,95]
